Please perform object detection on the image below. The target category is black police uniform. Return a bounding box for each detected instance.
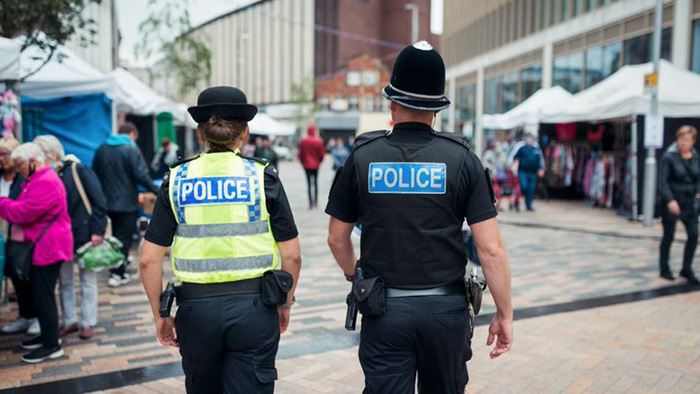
[326,42,498,394]
[145,153,298,394]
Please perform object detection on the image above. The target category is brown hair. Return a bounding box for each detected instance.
[118,122,139,137]
[677,125,698,140]
[197,116,248,149]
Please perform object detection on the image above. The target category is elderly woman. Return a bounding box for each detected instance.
[0,143,73,363]
[658,125,700,285]
[35,135,107,340]
[0,138,39,336]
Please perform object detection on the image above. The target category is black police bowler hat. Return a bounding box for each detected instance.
[188,86,258,123]
[382,41,450,111]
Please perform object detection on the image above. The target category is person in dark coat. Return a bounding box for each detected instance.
[658,125,700,285]
[0,137,37,336]
[35,135,108,340]
[92,123,158,287]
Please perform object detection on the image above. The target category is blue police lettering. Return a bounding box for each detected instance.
[179,176,253,206]
[369,163,446,194]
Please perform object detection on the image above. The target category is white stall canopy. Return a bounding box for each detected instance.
[249,112,296,136]
[540,60,700,123]
[483,86,573,130]
[0,37,20,80]
[110,68,174,116]
[17,37,113,99]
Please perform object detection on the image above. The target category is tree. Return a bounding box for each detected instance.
[136,0,211,98]
[0,0,101,80]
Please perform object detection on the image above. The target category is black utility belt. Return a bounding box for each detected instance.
[385,281,465,298]
[171,270,293,307]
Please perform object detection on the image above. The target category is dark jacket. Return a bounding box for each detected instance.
[59,161,108,250]
[92,135,158,212]
[658,144,700,205]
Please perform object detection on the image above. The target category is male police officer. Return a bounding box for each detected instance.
[140,86,301,394]
[327,42,513,393]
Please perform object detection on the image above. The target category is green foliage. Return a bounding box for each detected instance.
[135,0,211,98]
[0,0,101,80]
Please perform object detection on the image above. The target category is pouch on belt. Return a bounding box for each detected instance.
[262,270,294,306]
[354,276,386,317]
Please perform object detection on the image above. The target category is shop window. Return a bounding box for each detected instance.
[456,85,477,126]
[623,28,672,66]
[602,42,621,78]
[554,52,584,93]
[521,65,543,100]
[484,77,502,114]
[692,19,700,74]
[501,72,520,112]
[586,42,621,88]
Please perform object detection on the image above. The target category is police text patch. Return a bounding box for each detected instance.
[179,176,254,206]
[368,163,446,194]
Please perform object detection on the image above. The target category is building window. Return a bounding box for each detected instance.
[485,77,502,114]
[585,42,621,88]
[349,97,359,110]
[364,97,375,112]
[560,0,568,22]
[586,0,595,12]
[573,0,582,16]
[623,27,672,66]
[363,71,379,86]
[554,52,585,93]
[501,72,519,112]
[550,0,557,26]
[456,85,477,126]
[318,97,330,111]
[540,0,547,30]
[602,42,622,79]
[521,65,543,100]
[601,0,610,5]
[347,71,361,87]
[692,19,700,74]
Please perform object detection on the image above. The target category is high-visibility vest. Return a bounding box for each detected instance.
[168,152,278,283]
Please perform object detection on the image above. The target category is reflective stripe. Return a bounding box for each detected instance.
[176,221,270,238]
[174,255,274,272]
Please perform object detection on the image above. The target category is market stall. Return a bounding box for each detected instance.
[483,86,573,132]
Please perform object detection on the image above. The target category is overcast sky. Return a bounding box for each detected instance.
[117,0,444,66]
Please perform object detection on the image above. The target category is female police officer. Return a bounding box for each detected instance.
[140,86,301,394]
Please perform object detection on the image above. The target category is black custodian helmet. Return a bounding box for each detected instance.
[382,41,450,111]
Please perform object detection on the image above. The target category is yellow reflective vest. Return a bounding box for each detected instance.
[168,152,278,283]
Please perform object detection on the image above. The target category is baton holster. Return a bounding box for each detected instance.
[159,282,175,318]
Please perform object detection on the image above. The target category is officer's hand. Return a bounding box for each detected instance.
[156,317,178,348]
[277,307,291,334]
[487,315,513,359]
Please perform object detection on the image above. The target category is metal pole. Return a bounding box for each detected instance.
[405,3,419,43]
[642,0,663,227]
[631,116,639,221]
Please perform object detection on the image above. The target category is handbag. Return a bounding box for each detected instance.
[5,217,57,281]
[71,162,112,237]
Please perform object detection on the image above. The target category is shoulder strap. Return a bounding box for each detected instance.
[71,162,93,216]
[353,130,388,150]
[35,216,58,245]
[435,132,471,150]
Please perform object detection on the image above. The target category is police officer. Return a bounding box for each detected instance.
[326,42,513,393]
[140,86,301,394]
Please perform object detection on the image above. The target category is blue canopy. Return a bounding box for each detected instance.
[21,93,112,167]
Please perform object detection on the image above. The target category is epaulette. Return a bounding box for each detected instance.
[353,130,388,150]
[239,154,270,167]
[169,155,200,169]
[436,132,471,150]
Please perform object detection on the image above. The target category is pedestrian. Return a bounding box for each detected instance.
[0,143,73,363]
[151,138,179,180]
[254,137,278,169]
[508,133,545,211]
[658,125,700,284]
[139,86,302,394]
[0,137,38,336]
[298,124,325,208]
[34,135,107,340]
[326,41,513,394]
[330,138,349,172]
[92,122,158,287]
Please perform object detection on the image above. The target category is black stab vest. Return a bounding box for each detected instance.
[354,131,470,289]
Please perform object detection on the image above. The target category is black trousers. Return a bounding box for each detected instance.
[359,295,472,394]
[11,276,37,319]
[175,293,280,394]
[31,263,61,347]
[305,169,318,207]
[108,210,139,277]
[660,203,699,275]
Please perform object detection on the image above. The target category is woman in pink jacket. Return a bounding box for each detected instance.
[0,142,73,364]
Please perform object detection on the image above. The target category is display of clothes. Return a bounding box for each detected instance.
[0,89,21,138]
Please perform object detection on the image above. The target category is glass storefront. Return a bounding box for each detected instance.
[485,77,502,114]
[501,72,519,112]
[585,42,621,88]
[554,52,584,93]
[521,65,543,101]
[455,84,477,126]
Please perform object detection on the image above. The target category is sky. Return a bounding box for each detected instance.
[117,0,444,67]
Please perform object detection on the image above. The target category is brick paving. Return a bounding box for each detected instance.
[1,159,698,393]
